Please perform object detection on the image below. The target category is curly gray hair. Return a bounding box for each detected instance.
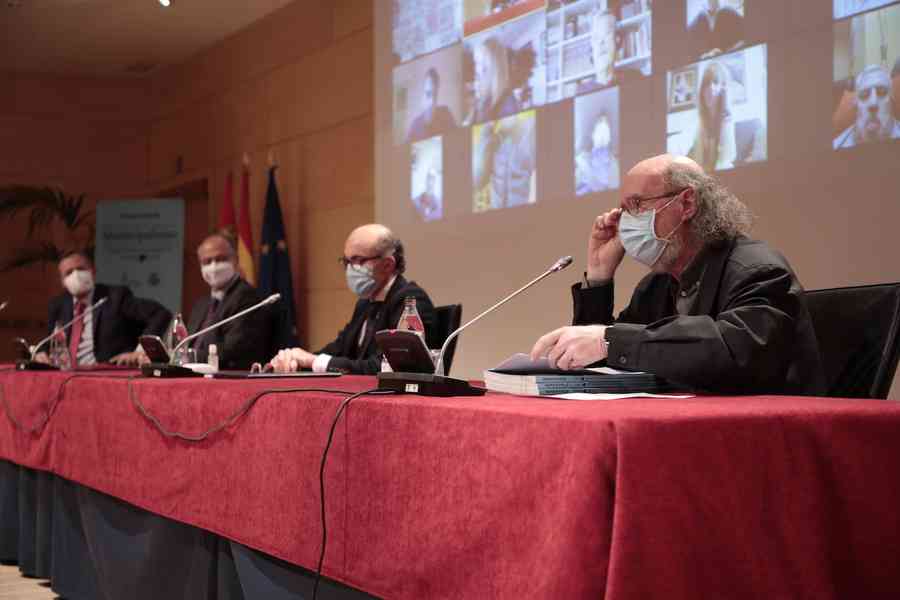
[663,163,753,243]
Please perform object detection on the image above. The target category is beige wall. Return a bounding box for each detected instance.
[1,0,375,353]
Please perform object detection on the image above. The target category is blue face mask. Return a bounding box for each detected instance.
[618,196,681,267]
[346,264,377,298]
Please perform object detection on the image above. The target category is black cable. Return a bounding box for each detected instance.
[128,381,372,442]
[1,372,132,434]
[312,387,392,600]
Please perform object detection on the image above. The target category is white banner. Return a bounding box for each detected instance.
[94,198,184,314]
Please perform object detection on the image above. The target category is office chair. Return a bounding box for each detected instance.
[804,283,900,399]
[433,304,462,375]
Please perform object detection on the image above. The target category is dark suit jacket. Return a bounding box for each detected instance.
[318,275,436,375]
[47,284,171,363]
[187,277,276,370]
[573,237,827,395]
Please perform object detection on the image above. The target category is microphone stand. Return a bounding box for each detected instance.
[16,296,109,371]
[141,293,282,378]
[378,256,573,397]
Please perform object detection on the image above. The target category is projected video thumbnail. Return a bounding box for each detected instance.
[546,0,653,103]
[393,45,464,145]
[832,3,900,149]
[464,0,546,37]
[472,109,537,213]
[686,0,746,60]
[574,87,621,195]
[392,0,463,64]
[411,137,444,222]
[666,44,767,173]
[463,10,547,126]
[834,0,899,20]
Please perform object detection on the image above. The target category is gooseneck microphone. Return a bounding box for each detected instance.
[170,293,281,363]
[378,256,574,396]
[142,294,281,377]
[15,296,109,370]
[31,296,108,359]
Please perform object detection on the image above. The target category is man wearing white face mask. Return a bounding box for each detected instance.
[269,224,436,375]
[531,154,826,395]
[187,233,276,369]
[43,251,171,366]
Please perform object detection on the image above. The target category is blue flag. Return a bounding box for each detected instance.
[258,166,299,348]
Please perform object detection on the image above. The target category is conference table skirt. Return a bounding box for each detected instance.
[2,367,900,599]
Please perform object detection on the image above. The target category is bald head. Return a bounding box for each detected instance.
[624,154,702,197]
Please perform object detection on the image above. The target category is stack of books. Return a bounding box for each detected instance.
[484,353,675,396]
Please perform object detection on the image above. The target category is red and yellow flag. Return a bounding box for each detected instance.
[237,166,256,284]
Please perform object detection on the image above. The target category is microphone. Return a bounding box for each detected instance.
[142,293,281,377]
[16,296,109,370]
[378,256,574,396]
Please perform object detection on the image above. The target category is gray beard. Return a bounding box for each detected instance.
[652,233,683,274]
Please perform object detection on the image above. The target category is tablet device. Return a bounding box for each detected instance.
[139,335,170,363]
[210,370,342,379]
[375,329,435,374]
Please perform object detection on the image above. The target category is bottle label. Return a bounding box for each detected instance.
[402,316,424,332]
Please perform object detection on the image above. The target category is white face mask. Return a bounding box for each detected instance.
[63,269,94,297]
[201,261,236,290]
[618,196,681,267]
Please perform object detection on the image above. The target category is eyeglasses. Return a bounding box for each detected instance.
[858,85,889,102]
[622,188,687,216]
[338,254,383,268]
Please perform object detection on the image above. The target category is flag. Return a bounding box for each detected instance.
[218,171,236,233]
[237,166,256,284]
[259,166,298,348]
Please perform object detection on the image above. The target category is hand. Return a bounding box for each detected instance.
[109,351,147,367]
[269,347,316,373]
[33,352,50,364]
[530,325,609,370]
[587,209,626,281]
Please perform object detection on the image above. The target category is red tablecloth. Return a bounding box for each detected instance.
[2,367,900,599]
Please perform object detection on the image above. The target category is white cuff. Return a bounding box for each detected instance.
[312,353,332,373]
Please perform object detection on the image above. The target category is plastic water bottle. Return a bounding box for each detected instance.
[397,297,425,340]
[207,343,219,372]
[48,326,72,370]
[167,313,189,364]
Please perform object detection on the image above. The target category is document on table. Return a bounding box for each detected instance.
[551,392,695,401]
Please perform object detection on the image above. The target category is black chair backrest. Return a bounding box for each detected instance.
[433,304,462,375]
[804,283,900,399]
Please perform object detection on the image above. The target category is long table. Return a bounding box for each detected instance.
[2,366,900,599]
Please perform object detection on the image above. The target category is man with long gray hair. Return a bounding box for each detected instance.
[531,154,825,395]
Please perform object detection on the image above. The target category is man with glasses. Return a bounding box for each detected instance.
[531,154,826,395]
[270,223,436,374]
[834,64,900,149]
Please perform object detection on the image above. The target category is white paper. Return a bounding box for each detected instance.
[550,392,695,401]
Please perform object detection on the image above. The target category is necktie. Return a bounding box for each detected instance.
[358,301,384,355]
[69,302,84,366]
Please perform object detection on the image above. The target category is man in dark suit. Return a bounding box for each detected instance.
[531,154,826,396]
[43,251,171,366]
[270,224,436,375]
[187,233,276,370]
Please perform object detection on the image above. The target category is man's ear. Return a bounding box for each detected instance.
[681,188,698,221]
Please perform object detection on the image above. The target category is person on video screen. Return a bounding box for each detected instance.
[833,65,900,149]
[688,0,744,59]
[467,37,522,124]
[576,113,620,194]
[473,113,536,210]
[413,168,442,221]
[407,67,457,143]
[688,61,736,172]
[577,11,617,94]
